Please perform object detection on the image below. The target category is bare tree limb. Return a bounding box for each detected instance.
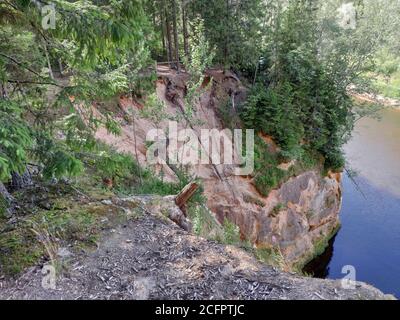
[0,52,42,78]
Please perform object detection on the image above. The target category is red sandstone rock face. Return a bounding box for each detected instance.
[202,170,341,267]
[95,67,342,268]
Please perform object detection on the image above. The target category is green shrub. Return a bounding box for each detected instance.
[254,247,287,269]
[0,194,7,219]
[249,134,323,197]
[222,218,241,245]
[188,205,222,239]
[241,83,304,156]
[270,203,286,218]
[0,100,32,181]
[254,167,286,196]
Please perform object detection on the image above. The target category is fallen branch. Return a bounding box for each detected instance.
[0,52,42,78]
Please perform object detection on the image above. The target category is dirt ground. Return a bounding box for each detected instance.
[0,198,393,300]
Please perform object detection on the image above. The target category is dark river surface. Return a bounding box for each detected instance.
[305,108,400,298]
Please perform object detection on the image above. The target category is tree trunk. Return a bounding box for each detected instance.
[160,10,167,57]
[224,0,230,67]
[1,83,8,98]
[181,0,189,58]
[42,39,54,80]
[58,58,63,76]
[152,9,156,29]
[130,83,143,185]
[172,0,180,72]
[163,0,173,66]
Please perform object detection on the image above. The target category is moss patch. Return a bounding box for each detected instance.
[0,230,44,275]
[294,222,341,272]
[0,182,129,276]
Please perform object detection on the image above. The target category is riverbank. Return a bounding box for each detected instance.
[305,106,400,298]
[350,91,400,108]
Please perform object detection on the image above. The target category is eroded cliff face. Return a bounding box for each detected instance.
[95,66,342,269]
[203,170,341,268]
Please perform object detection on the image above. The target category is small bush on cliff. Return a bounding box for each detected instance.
[222,218,241,245]
[189,205,223,240]
[270,203,286,218]
[255,247,289,271]
[254,168,286,197]
[79,143,200,198]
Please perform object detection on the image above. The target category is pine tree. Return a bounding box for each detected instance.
[0,0,151,210]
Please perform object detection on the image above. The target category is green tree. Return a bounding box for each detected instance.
[0,0,151,208]
[241,0,359,169]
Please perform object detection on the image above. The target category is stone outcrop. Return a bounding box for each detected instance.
[95,66,343,269]
[202,170,342,268]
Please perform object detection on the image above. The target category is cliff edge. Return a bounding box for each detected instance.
[0,196,392,300]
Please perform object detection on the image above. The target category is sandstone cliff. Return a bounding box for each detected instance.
[95,66,342,269]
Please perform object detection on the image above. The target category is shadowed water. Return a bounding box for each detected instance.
[305,108,400,298]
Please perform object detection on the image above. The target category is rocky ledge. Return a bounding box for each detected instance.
[0,196,393,300]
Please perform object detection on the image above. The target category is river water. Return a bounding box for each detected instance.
[305,108,400,298]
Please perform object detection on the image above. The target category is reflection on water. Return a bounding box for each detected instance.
[306,108,400,298]
[303,236,336,278]
[344,108,400,197]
